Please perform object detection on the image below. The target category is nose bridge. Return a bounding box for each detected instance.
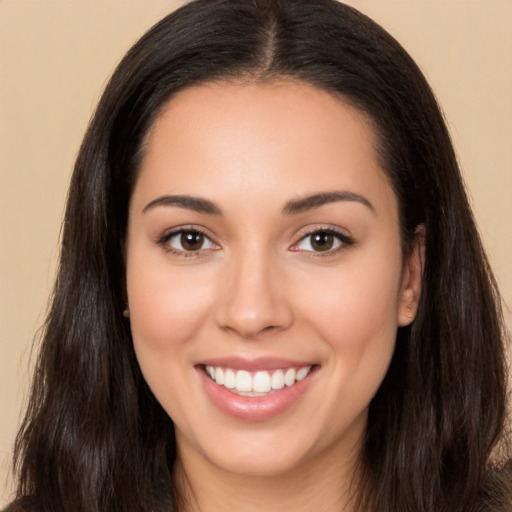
[216,243,292,338]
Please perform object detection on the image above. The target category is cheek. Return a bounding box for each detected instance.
[125,253,218,426]
[126,251,215,363]
[303,254,402,340]
[297,247,402,389]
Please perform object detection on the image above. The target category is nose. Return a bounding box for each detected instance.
[214,248,294,339]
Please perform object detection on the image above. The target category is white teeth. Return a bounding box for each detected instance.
[271,369,285,390]
[205,365,313,395]
[284,368,296,386]
[296,366,311,381]
[224,369,236,389]
[253,371,272,393]
[235,370,252,392]
[215,367,224,385]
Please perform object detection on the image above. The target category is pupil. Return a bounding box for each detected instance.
[311,232,333,251]
[181,232,204,251]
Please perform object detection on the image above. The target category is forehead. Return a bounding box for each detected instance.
[134,80,396,217]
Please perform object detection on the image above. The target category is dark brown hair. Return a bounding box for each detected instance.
[8,1,510,511]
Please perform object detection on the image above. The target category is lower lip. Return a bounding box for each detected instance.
[198,367,316,421]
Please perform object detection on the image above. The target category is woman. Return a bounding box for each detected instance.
[7,0,511,510]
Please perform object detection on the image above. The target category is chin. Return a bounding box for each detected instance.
[175,406,368,481]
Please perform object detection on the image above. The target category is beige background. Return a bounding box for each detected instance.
[1,0,511,504]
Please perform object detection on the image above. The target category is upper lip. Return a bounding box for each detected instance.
[196,356,317,372]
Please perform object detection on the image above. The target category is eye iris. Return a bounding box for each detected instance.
[311,232,334,251]
[180,231,204,251]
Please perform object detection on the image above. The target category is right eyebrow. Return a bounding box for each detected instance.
[142,195,222,215]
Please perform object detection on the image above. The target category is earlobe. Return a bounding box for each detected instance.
[397,225,425,326]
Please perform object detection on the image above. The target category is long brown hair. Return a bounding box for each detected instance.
[8,1,510,510]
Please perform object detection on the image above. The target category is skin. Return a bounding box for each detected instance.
[126,81,423,512]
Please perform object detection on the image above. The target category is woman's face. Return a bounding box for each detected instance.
[126,81,421,478]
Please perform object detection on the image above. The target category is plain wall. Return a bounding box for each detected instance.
[1,0,511,504]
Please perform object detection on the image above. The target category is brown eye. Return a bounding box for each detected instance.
[180,231,205,251]
[310,232,335,251]
[292,228,354,254]
[161,229,218,254]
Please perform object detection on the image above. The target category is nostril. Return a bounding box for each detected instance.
[214,269,294,337]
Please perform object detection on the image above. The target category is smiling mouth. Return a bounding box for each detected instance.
[203,365,314,397]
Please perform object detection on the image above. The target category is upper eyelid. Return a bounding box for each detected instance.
[157,225,216,244]
[293,224,353,240]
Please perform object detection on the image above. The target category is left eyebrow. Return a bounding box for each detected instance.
[282,190,376,215]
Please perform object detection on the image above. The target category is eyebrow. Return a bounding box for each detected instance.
[142,190,375,216]
[282,190,375,215]
[142,195,222,215]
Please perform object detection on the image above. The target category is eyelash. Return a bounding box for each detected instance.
[156,226,355,258]
[156,226,219,258]
[291,227,355,257]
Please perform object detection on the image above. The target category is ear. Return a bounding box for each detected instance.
[397,225,425,327]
